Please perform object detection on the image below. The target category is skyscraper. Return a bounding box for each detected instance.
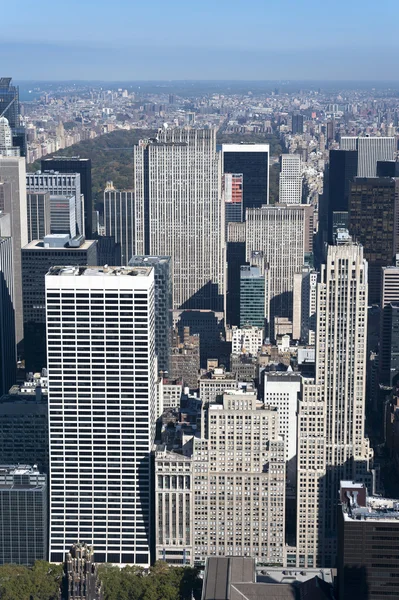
[50,195,76,238]
[104,183,134,265]
[129,255,172,374]
[26,171,83,239]
[223,173,243,234]
[0,78,26,156]
[341,136,396,177]
[0,235,16,395]
[0,157,28,346]
[0,465,47,566]
[46,265,156,566]
[27,192,51,242]
[134,128,224,311]
[226,222,246,327]
[296,235,372,568]
[327,149,358,243]
[349,177,399,303]
[239,265,265,328]
[222,143,269,210]
[22,237,98,371]
[42,157,93,236]
[279,154,302,204]
[0,116,19,156]
[246,204,313,338]
[292,265,317,344]
[292,113,304,135]
[338,481,399,600]
[380,266,399,385]
[155,390,285,566]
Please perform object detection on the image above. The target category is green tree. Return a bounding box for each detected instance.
[30,561,63,600]
[0,564,33,600]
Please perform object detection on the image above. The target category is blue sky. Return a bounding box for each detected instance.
[1,0,398,80]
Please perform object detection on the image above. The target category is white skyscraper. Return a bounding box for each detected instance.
[341,136,396,177]
[292,265,318,344]
[245,204,314,338]
[46,265,156,566]
[279,154,302,204]
[296,235,373,568]
[0,117,19,157]
[134,128,224,311]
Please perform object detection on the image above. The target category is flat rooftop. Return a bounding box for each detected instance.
[344,495,399,522]
[47,265,152,277]
[24,239,96,250]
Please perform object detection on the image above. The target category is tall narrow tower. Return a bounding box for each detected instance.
[296,233,372,568]
[46,265,156,566]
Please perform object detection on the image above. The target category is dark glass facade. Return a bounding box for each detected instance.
[328,149,358,242]
[349,177,399,304]
[292,113,304,134]
[377,160,399,177]
[22,240,98,370]
[223,149,269,213]
[0,78,26,156]
[42,157,93,236]
[239,266,265,328]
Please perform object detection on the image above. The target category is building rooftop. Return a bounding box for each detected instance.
[24,239,96,250]
[47,265,152,277]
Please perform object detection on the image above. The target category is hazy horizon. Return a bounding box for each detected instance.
[2,0,399,81]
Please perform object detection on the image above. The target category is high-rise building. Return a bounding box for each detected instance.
[27,192,51,242]
[296,235,373,568]
[380,266,399,384]
[263,372,302,485]
[129,256,172,374]
[0,157,28,346]
[0,234,16,394]
[0,116,19,156]
[292,113,304,135]
[0,78,26,156]
[349,177,399,303]
[155,390,285,566]
[134,129,224,312]
[292,265,318,344]
[326,120,335,143]
[377,159,399,177]
[226,221,246,327]
[50,194,76,238]
[104,183,134,265]
[42,157,93,236]
[341,136,396,177]
[279,154,302,204]
[246,204,313,339]
[0,376,48,473]
[46,265,156,566]
[26,171,83,239]
[0,464,47,565]
[224,173,243,234]
[327,149,358,243]
[222,143,269,210]
[22,237,98,371]
[338,481,399,600]
[239,265,265,328]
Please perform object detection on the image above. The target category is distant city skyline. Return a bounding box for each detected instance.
[2,0,399,80]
